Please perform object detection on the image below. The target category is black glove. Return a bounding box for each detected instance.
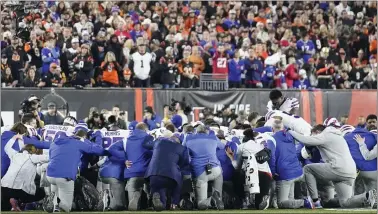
[255,148,271,164]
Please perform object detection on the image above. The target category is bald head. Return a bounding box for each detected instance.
[136,122,149,131]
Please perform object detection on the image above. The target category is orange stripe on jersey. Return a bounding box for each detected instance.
[146,88,154,110]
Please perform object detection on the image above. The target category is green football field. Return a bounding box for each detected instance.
[2,209,376,214]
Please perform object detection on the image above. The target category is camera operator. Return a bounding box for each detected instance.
[220,105,237,127]
[20,95,44,128]
[86,110,107,130]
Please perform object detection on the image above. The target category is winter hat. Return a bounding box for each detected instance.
[111,6,120,14]
[74,120,89,133]
[128,121,138,130]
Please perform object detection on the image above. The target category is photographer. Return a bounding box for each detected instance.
[86,110,107,130]
[20,95,44,128]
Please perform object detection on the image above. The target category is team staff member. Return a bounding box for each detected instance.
[108,122,153,211]
[288,118,377,209]
[185,125,224,210]
[144,131,190,211]
[46,122,105,212]
[269,117,312,209]
[1,122,50,178]
[1,134,48,211]
[143,106,162,130]
[345,129,377,192]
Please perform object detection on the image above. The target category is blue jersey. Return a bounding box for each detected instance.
[293,79,311,89]
[296,40,315,63]
[262,65,276,84]
[41,47,60,74]
[228,58,244,82]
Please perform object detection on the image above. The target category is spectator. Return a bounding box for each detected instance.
[227,51,244,88]
[159,47,177,89]
[37,63,65,88]
[3,36,28,85]
[41,37,60,75]
[0,1,376,90]
[129,43,154,87]
[245,49,263,88]
[72,44,94,87]
[100,52,122,87]
[1,67,17,88]
[293,69,311,89]
[23,67,39,87]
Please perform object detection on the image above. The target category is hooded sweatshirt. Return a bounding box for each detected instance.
[289,127,357,178]
[344,128,377,171]
[272,131,303,180]
[107,129,154,179]
[47,134,105,180]
[1,131,50,178]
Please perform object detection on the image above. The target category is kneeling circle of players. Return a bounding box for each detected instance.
[1,113,377,212]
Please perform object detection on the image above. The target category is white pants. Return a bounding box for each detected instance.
[47,176,75,212]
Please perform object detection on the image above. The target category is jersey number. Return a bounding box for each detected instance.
[141,60,144,68]
[45,130,65,142]
[217,58,227,68]
[102,137,124,149]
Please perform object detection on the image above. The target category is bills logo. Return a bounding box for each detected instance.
[190,104,251,122]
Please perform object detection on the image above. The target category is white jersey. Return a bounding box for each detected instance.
[265,110,312,136]
[267,97,299,114]
[101,129,131,149]
[236,139,271,174]
[42,125,74,142]
[131,52,154,80]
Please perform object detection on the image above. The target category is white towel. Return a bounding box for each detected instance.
[244,154,260,194]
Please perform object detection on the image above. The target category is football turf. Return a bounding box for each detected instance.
[2,209,376,214]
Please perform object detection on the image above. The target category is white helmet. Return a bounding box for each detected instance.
[340,125,355,136]
[323,117,341,127]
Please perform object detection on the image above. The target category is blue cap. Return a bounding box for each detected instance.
[74,120,89,133]
[128,121,138,130]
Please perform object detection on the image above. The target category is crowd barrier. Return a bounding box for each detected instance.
[1,88,376,126]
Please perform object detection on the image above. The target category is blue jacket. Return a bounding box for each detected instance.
[100,141,125,180]
[185,133,223,178]
[108,129,154,179]
[144,114,162,130]
[271,131,303,181]
[47,135,105,180]
[145,138,190,185]
[228,59,244,82]
[79,131,104,174]
[245,58,264,83]
[1,131,50,178]
[345,128,377,171]
[296,143,322,165]
[293,79,311,89]
[216,141,237,181]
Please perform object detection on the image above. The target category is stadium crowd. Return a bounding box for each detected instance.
[1,1,377,89]
[1,90,377,212]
